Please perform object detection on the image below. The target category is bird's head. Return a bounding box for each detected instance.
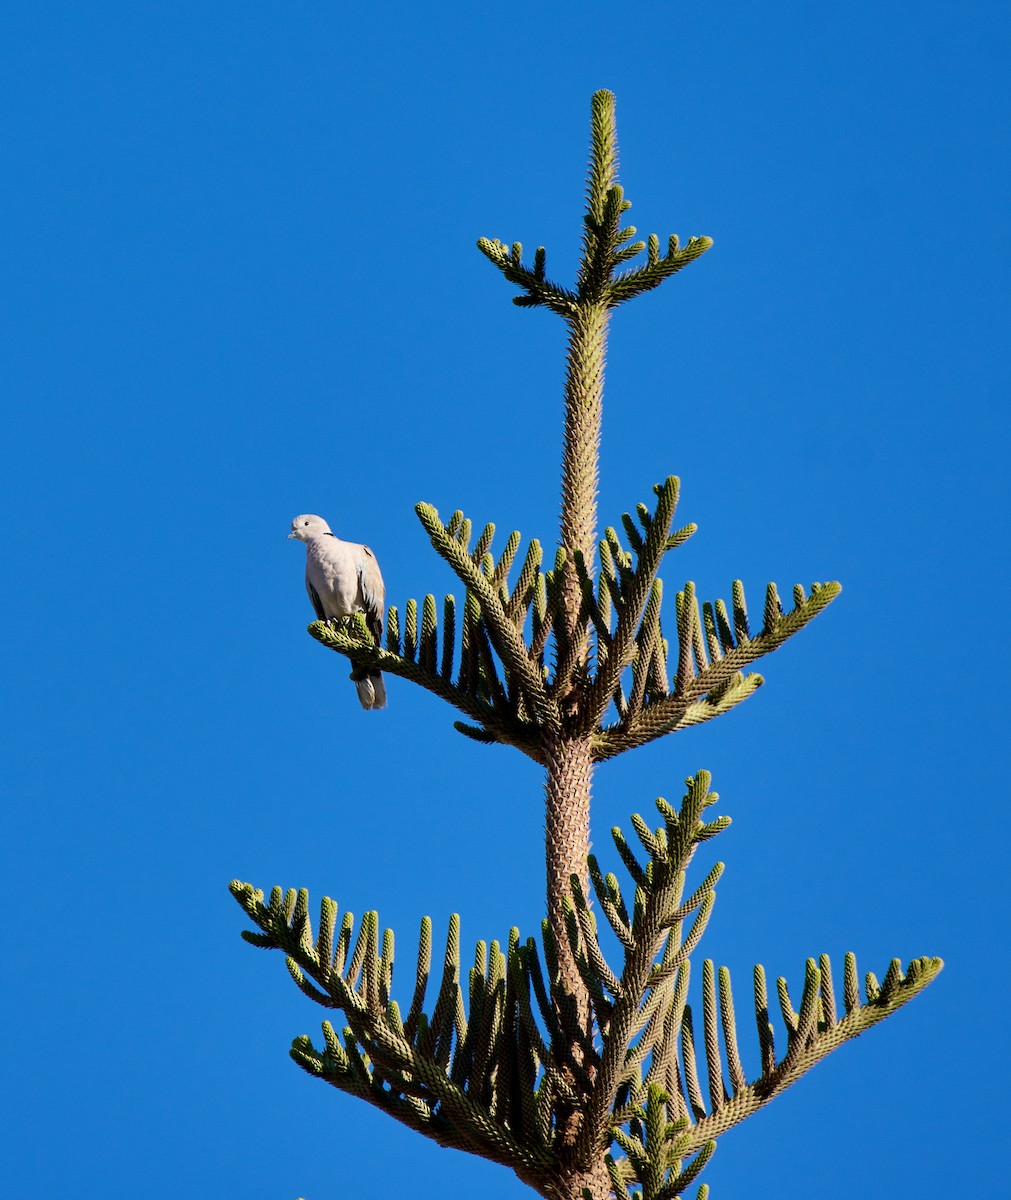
[288,514,332,542]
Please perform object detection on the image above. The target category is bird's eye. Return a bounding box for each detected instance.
[303,520,310,526]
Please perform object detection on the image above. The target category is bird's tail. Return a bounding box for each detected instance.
[352,669,387,711]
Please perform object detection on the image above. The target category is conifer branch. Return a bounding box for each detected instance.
[607,234,714,307]
[415,502,560,733]
[683,951,943,1152]
[551,772,941,1192]
[582,477,683,725]
[478,92,713,318]
[308,616,544,763]
[232,752,942,1198]
[591,578,842,760]
[572,773,723,1162]
[475,238,576,316]
[229,882,558,1181]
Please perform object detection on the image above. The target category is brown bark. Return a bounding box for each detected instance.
[540,96,616,1200]
[539,290,612,1199]
[547,294,609,1037]
[544,733,594,1020]
[560,302,609,580]
[540,1158,613,1200]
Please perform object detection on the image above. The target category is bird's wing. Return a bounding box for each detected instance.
[357,545,385,644]
[305,572,327,621]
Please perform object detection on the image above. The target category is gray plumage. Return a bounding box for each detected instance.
[288,514,387,710]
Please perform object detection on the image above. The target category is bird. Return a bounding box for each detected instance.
[288,514,387,710]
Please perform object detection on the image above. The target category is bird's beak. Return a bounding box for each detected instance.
[286,532,297,540]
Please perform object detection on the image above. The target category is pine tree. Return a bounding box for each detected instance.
[231,91,941,1200]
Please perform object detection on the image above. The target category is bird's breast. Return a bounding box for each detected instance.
[306,540,361,618]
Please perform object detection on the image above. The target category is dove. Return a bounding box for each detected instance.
[288,514,387,710]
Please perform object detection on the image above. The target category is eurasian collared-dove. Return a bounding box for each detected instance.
[288,514,387,710]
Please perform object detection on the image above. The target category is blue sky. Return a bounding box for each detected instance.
[2,2,1008,1197]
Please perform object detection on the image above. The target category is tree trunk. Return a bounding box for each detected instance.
[540,1158,613,1200]
[544,733,595,1033]
[542,283,611,1195]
